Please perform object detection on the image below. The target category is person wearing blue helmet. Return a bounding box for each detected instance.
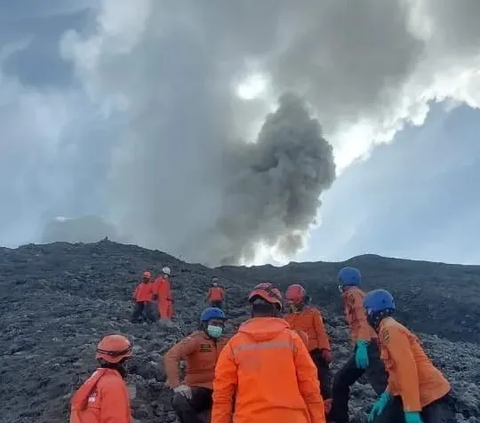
[364,289,454,423]
[164,307,230,423]
[330,267,388,423]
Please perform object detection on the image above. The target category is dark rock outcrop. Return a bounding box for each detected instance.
[1,240,479,423]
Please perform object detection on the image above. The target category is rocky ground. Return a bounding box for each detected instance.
[1,240,479,423]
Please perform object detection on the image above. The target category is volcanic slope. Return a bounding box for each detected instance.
[1,240,479,423]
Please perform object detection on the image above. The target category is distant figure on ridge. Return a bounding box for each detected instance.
[206,277,226,309]
[69,334,133,423]
[131,271,157,323]
[364,289,454,423]
[153,266,174,320]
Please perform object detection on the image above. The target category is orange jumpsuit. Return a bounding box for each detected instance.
[212,317,326,423]
[207,287,225,304]
[70,368,131,423]
[378,317,451,412]
[341,286,377,344]
[153,276,174,320]
[164,331,229,389]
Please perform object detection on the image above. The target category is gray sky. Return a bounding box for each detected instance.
[1,0,480,266]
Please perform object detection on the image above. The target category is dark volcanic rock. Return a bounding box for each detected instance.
[1,241,479,423]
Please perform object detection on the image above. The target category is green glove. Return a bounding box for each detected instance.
[355,340,369,369]
[404,412,424,423]
[368,392,392,422]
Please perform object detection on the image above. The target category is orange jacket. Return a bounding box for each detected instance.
[212,317,326,423]
[341,287,376,344]
[378,317,451,412]
[133,282,154,302]
[164,331,229,389]
[153,276,172,301]
[284,306,331,352]
[70,368,131,423]
[207,286,225,302]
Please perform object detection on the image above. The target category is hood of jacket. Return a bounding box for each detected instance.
[238,317,291,342]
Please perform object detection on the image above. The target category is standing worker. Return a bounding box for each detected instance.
[284,283,333,413]
[70,334,133,423]
[154,266,174,320]
[212,282,326,423]
[330,267,388,423]
[206,277,226,309]
[164,307,229,423]
[364,289,454,423]
[131,271,157,323]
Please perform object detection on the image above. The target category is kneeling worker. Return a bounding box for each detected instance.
[212,282,326,423]
[164,307,229,423]
[364,289,454,423]
[70,334,133,423]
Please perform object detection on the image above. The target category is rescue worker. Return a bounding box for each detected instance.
[206,277,225,309]
[364,289,454,423]
[330,267,388,423]
[153,266,174,320]
[131,271,157,323]
[284,284,333,412]
[70,334,133,423]
[212,282,326,423]
[164,307,229,423]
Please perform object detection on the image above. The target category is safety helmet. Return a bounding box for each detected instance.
[363,289,396,313]
[162,266,171,275]
[337,267,361,287]
[248,282,283,309]
[96,335,132,364]
[143,271,151,279]
[285,284,307,304]
[200,307,227,322]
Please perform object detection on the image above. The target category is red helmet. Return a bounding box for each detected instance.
[96,335,132,364]
[248,282,283,309]
[285,284,307,304]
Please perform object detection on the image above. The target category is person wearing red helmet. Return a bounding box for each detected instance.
[131,271,157,323]
[70,334,133,423]
[284,284,333,412]
[212,282,326,423]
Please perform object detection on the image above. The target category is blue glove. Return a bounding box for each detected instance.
[368,392,392,422]
[404,412,424,423]
[355,340,369,369]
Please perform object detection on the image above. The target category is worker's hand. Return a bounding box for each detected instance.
[321,349,332,363]
[173,385,192,400]
[368,392,392,422]
[355,340,370,369]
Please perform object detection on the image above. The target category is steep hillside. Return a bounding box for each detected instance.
[1,241,479,423]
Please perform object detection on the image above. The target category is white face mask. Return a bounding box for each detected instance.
[338,285,344,293]
[207,325,223,338]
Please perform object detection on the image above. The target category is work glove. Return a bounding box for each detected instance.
[355,340,369,369]
[404,412,424,423]
[321,349,333,363]
[368,392,392,422]
[173,385,192,400]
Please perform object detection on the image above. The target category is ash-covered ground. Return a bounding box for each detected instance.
[1,240,479,423]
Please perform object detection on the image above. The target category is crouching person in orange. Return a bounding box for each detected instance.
[212,282,326,423]
[363,289,455,423]
[131,271,157,323]
[284,284,333,412]
[70,335,133,423]
[164,307,229,423]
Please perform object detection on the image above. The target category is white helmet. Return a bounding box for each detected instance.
[162,266,171,275]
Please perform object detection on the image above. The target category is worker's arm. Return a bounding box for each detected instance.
[381,326,421,412]
[99,381,131,423]
[312,309,331,350]
[212,341,237,423]
[163,335,199,388]
[292,332,326,423]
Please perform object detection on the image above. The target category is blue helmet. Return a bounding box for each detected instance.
[337,266,361,287]
[200,307,226,323]
[363,289,395,313]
